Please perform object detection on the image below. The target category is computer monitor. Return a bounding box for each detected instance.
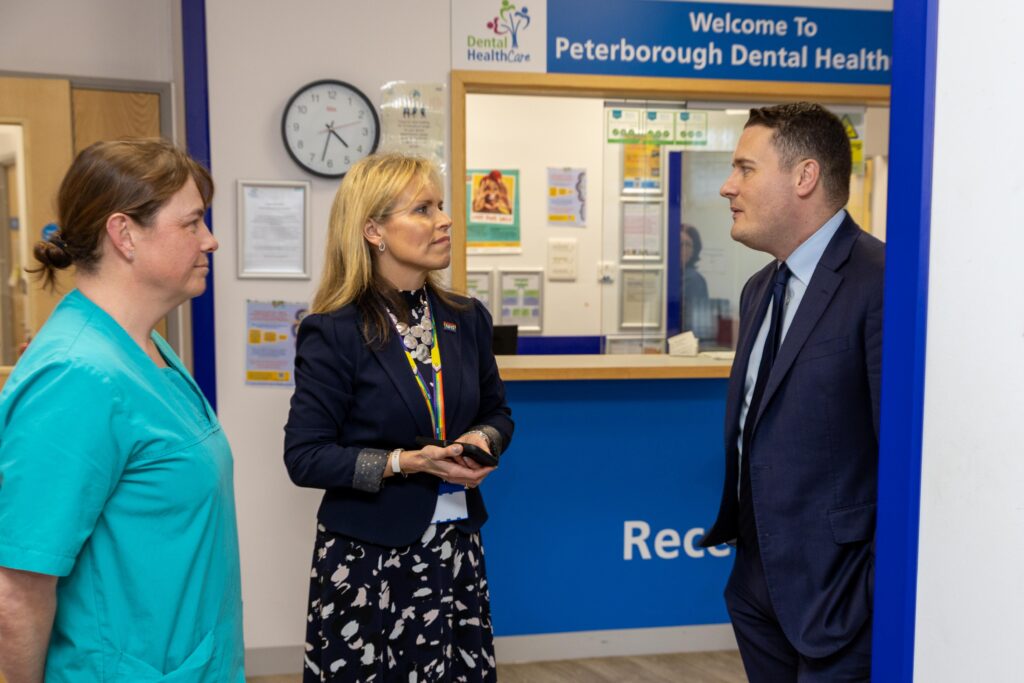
[492,324,518,355]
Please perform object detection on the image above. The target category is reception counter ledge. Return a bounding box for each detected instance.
[496,354,732,381]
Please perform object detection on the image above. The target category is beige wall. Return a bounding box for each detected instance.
[205,0,452,654]
[0,0,175,82]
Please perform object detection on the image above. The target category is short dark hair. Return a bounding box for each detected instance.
[746,102,851,207]
[681,223,702,266]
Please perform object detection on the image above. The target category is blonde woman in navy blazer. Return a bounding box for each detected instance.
[285,153,513,682]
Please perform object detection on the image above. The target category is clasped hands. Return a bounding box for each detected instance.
[403,433,495,488]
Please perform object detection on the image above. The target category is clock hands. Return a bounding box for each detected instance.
[329,128,349,148]
[318,121,351,162]
[320,128,332,162]
[321,121,349,149]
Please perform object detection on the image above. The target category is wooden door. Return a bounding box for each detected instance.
[71,88,161,152]
[70,88,167,338]
[0,77,74,339]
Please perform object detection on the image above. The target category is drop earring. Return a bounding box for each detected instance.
[378,241,386,253]
[127,250,135,261]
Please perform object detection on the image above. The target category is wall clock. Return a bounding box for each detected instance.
[281,79,380,178]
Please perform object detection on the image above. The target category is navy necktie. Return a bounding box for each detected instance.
[738,262,791,547]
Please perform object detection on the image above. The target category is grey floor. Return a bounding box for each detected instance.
[249,650,747,682]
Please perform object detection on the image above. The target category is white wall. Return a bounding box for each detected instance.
[914,1,1024,680]
[204,0,452,656]
[0,0,175,82]
[467,94,605,335]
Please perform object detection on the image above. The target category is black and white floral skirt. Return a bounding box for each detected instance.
[303,522,497,682]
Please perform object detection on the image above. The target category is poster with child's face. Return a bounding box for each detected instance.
[466,169,521,252]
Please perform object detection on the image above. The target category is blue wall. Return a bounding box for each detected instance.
[484,378,733,636]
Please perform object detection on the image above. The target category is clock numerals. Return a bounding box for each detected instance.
[283,80,380,178]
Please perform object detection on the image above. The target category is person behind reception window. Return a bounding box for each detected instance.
[0,139,244,682]
[701,103,884,682]
[284,153,513,682]
[680,223,711,339]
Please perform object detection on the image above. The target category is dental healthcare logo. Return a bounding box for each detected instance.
[453,0,547,72]
[487,1,532,49]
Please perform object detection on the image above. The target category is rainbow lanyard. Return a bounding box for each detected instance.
[400,306,446,441]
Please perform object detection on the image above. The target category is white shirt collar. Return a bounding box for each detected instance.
[784,209,846,285]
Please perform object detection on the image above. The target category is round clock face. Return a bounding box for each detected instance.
[281,79,381,178]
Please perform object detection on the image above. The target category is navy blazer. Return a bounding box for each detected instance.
[284,291,513,548]
[702,215,884,658]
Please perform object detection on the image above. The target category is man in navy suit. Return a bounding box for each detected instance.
[701,103,884,681]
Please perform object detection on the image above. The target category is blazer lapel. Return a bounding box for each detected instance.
[755,217,860,424]
[369,312,436,438]
[429,291,463,436]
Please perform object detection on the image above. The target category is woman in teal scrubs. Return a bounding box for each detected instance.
[0,139,244,682]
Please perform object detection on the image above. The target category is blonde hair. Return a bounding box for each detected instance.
[311,153,461,343]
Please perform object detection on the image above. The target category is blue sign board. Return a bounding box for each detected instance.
[485,379,733,635]
[547,0,892,84]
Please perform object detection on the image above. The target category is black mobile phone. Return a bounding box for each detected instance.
[414,436,499,468]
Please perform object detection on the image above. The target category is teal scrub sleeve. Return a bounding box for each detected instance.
[0,361,127,576]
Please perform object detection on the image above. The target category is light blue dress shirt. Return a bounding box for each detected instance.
[737,209,847,459]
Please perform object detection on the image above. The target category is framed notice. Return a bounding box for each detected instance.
[378,81,447,170]
[620,199,664,261]
[622,144,662,194]
[498,269,543,333]
[237,180,311,279]
[466,268,494,313]
[620,267,663,329]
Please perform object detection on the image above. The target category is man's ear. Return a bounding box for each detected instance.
[794,159,822,199]
[105,213,135,261]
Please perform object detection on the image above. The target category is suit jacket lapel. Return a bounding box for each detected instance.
[755,217,860,424]
[369,309,436,439]
[429,291,463,436]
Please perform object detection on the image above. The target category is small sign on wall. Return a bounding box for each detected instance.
[499,269,543,332]
[466,268,495,313]
[547,238,577,281]
[245,300,308,386]
[546,167,586,226]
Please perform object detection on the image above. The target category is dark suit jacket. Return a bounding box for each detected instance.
[284,291,513,548]
[702,215,884,658]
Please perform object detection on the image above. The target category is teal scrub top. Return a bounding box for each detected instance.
[0,290,245,682]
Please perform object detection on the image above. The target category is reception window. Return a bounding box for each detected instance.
[465,92,888,356]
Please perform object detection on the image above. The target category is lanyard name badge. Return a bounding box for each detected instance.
[396,298,468,523]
